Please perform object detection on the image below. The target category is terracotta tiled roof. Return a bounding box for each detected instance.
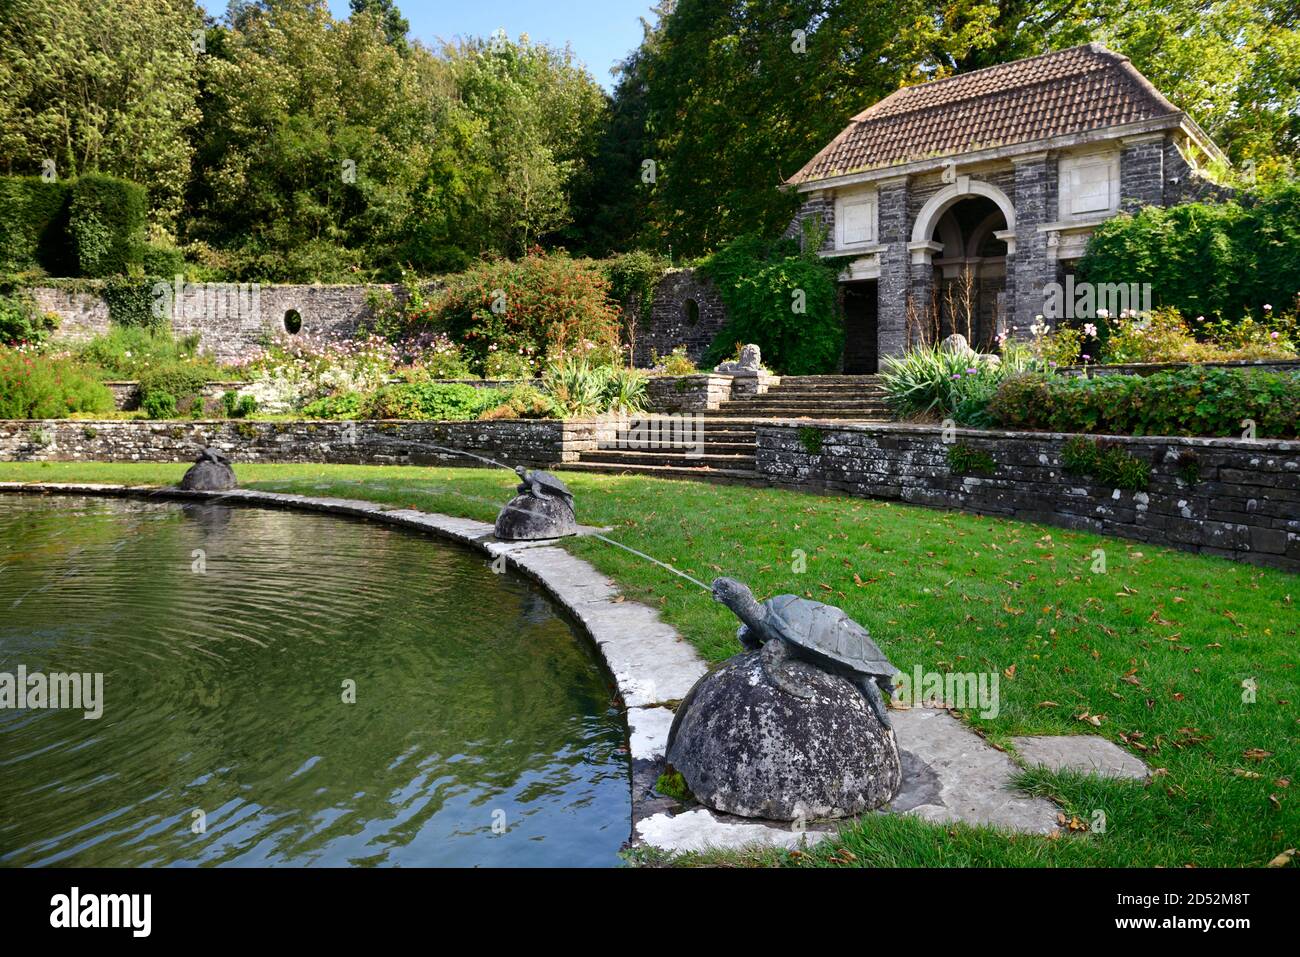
[788,44,1182,185]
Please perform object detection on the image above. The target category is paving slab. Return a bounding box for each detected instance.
[626,705,675,762]
[890,706,1060,834]
[1011,734,1150,780]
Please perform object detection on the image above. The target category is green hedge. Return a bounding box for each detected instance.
[988,368,1300,438]
[68,175,147,278]
[0,177,73,274]
[359,382,499,420]
[1077,180,1300,327]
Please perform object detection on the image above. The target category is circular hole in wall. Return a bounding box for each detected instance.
[283,309,303,334]
[683,298,700,326]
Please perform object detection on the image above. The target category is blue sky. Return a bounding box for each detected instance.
[205,1,657,90]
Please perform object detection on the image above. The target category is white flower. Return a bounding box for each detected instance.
[1083,323,1098,337]
[1097,308,1110,319]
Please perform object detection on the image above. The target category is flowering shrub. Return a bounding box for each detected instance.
[427,249,622,375]
[0,349,115,418]
[989,367,1299,438]
[1024,319,1082,367]
[1098,306,1296,364]
[0,291,58,348]
[650,345,698,376]
[236,332,398,412]
[75,326,220,381]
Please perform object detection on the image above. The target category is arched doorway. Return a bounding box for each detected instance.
[928,196,1008,349]
[909,179,1014,350]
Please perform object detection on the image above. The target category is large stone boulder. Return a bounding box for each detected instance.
[494,492,577,540]
[179,458,237,492]
[666,650,901,820]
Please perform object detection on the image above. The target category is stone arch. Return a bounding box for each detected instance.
[965,209,1008,258]
[911,178,1017,247]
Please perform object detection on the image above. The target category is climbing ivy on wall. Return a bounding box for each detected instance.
[696,221,847,375]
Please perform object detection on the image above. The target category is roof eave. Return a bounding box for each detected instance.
[789,114,1188,193]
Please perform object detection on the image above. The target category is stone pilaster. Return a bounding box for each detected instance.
[1120,133,1166,212]
[1010,154,1053,331]
[876,176,911,358]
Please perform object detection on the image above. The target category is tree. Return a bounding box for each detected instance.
[349,0,409,49]
[187,0,447,278]
[443,33,609,257]
[0,0,203,228]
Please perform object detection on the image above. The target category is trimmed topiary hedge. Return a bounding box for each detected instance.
[68,174,147,278]
[0,176,73,274]
[989,367,1300,438]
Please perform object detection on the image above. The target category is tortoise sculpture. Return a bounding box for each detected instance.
[179,447,237,492]
[710,576,898,727]
[493,467,577,540]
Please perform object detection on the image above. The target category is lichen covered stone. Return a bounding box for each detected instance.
[493,492,577,540]
[666,650,901,820]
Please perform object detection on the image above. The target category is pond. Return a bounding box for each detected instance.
[0,495,629,867]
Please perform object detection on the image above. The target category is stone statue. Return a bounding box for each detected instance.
[709,576,898,727]
[180,447,237,492]
[714,343,763,375]
[663,576,904,820]
[494,467,577,540]
[940,332,1001,369]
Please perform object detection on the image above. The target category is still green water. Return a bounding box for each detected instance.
[0,495,629,866]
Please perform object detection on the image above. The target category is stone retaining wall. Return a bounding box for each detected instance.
[0,418,615,469]
[644,373,778,412]
[34,282,402,362]
[757,422,1299,571]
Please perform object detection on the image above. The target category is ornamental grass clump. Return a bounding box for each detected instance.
[880,346,1007,424]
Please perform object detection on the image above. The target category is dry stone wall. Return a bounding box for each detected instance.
[757,422,1299,571]
[0,419,613,469]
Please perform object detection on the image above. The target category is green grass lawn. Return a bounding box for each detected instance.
[1,460,1295,868]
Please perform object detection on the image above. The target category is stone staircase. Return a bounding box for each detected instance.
[565,375,891,481]
[703,374,891,420]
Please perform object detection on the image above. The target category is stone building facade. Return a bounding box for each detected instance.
[785,43,1230,372]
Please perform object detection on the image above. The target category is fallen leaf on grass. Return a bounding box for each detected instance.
[1267,849,1296,868]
